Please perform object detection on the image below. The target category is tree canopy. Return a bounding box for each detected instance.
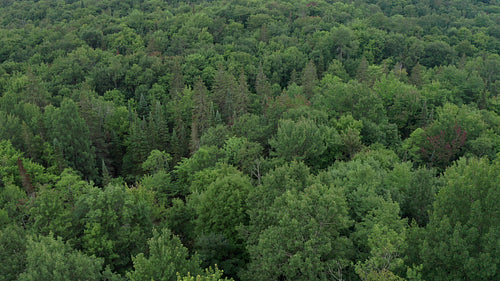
[0,0,498,280]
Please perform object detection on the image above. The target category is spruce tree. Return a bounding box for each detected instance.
[301,60,318,98]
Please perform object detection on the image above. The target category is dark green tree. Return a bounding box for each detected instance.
[234,70,250,119]
[44,99,97,181]
[301,60,318,99]
[212,66,238,123]
[191,78,212,153]
[0,224,27,280]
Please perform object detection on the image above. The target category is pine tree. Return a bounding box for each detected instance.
[171,116,189,164]
[169,57,185,100]
[44,99,97,181]
[212,66,238,123]
[137,93,149,119]
[191,78,211,153]
[301,60,318,99]
[123,115,151,179]
[410,63,423,88]
[147,100,169,152]
[255,63,272,110]
[234,70,250,119]
[356,57,369,84]
[79,92,112,180]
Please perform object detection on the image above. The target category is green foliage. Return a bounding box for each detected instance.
[420,157,500,281]
[243,161,314,249]
[173,146,224,191]
[128,228,202,281]
[0,140,54,189]
[405,103,500,170]
[269,117,341,169]
[0,0,498,279]
[383,163,441,226]
[191,78,212,152]
[231,113,273,149]
[0,182,27,226]
[187,167,252,278]
[18,235,104,281]
[73,184,154,273]
[44,99,97,181]
[163,198,196,247]
[192,171,251,238]
[177,266,233,281]
[222,137,263,176]
[0,224,27,280]
[142,149,172,174]
[29,169,91,239]
[200,125,231,148]
[354,203,408,280]
[244,183,352,281]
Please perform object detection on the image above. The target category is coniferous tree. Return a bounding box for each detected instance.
[191,78,211,153]
[137,93,149,119]
[410,63,423,88]
[234,70,250,119]
[301,60,318,98]
[123,114,151,180]
[44,99,97,181]
[356,57,369,84]
[255,63,272,111]
[169,57,185,100]
[255,63,271,99]
[212,66,238,123]
[147,100,169,152]
[79,92,114,183]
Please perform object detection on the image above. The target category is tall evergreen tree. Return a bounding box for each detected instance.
[169,57,185,100]
[191,78,212,153]
[44,99,97,181]
[255,63,272,112]
[356,57,370,84]
[123,114,151,180]
[255,63,272,99]
[234,70,250,119]
[301,60,318,98]
[410,63,423,88]
[212,66,238,123]
[79,92,114,183]
[147,100,169,152]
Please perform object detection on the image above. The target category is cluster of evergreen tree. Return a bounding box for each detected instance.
[0,0,499,280]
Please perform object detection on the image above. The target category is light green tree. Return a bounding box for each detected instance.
[177,266,233,281]
[420,157,499,280]
[128,228,203,281]
[73,184,154,273]
[244,183,353,281]
[270,117,338,169]
[18,235,104,281]
[190,169,252,278]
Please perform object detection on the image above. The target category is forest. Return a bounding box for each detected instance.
[0,0,499,280]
